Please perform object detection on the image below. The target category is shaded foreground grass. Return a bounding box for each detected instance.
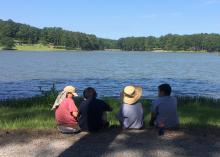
[0,89,220,130]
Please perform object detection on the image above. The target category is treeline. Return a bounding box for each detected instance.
[1,19,220,52]
[118,34,220,52]
[0,19,117,50]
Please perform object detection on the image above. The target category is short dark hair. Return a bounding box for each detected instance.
[158,84,172,96]
[83,87,97,99]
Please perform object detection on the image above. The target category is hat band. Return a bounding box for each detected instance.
[124,91,136,98]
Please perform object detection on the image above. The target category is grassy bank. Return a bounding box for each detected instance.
[152,49,207,53]
[0,44,211,53]
[0,88,220,130]
[15,44,67,51]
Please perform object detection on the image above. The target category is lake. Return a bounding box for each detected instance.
[0,51,220,99]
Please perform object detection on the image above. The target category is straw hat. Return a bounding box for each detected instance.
[122,85,142,105]
[64,86,78,97]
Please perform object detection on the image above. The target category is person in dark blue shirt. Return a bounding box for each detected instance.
[79,87,112,132]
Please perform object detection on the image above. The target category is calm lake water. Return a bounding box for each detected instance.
[0,51,220,99]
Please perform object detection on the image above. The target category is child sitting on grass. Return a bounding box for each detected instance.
[149,84,179,129]
[117,85,144,129]
[78,87,112,132]
[53,86,80,134]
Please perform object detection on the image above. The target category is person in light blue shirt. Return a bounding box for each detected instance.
[150,84,179,128]
[117,85,144,129]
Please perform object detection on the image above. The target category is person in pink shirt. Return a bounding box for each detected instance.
[54,86,79,133]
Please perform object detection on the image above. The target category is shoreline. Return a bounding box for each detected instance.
[0,48,213,53]
[0,44,215,53]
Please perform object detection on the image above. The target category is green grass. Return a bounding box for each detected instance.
[15,44,67,51]
[177,97,220,128]
[1,44,209,53]
[0,88,220,130]
[0,44,82,51]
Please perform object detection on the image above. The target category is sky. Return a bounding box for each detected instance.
[0,0,220,39]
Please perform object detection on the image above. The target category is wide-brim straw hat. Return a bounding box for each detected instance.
[64,86,78,97]
[122,85,142,105]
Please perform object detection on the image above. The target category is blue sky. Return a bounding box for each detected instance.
[1,0,220,39]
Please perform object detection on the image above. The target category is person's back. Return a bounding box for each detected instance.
[88,98,110,131]
[53,86,79,134]
[150,84,179,128]
[79,87,112,132]
[118,102,144,129]
[55,97,78,126]
[117,85,144,129]
[152,96,179,128]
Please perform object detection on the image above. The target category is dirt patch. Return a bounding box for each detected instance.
[0,128,220,157]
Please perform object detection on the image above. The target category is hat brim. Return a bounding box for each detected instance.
[122,86,142,105]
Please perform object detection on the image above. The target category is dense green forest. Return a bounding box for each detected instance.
[1,19,220,52]
[0,19,118,50]
[118,34,220,52]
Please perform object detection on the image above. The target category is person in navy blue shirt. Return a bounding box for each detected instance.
[79,87,112,132]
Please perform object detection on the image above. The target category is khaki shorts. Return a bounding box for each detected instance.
[57,124,80,134]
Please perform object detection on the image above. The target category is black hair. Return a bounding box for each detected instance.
[158,84,172,96]
[83,87,97,99]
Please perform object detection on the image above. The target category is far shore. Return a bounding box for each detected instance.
[0,44,216,53]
